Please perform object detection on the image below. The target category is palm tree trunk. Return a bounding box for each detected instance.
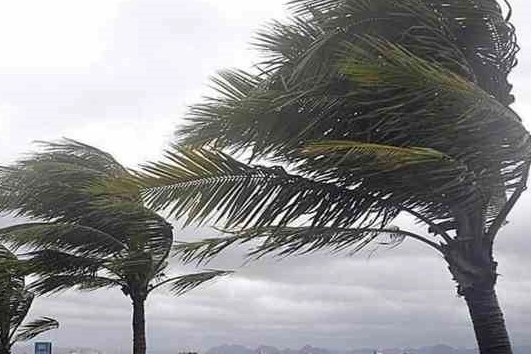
[132,299,146,354]
[464,287,513,354]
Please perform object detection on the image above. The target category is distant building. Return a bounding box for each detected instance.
[35,342,52,354]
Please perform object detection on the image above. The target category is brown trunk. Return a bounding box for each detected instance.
[132,299,146,354]
[464,287,513,354]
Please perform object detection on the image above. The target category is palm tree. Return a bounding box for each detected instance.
[0,140,231,354]
[0,244,58,354]
[135,1,530,353]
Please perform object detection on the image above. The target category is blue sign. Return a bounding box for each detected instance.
[35,342,52,354]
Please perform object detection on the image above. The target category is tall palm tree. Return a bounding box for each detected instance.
[0,245,58,354]
[0,140,231,354]
[135,1,530,353]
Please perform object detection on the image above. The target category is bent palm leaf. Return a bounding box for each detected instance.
[173,226,440,266]
[137,147,400,229]
[149,270,234,296]
[12,317,59,343]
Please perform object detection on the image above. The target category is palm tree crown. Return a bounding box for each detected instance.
[0,140,231,354]
[136,1,530,353]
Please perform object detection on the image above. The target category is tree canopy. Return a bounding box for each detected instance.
[135,1,529,352]
[0,140,231,354]
[0,244,58,354]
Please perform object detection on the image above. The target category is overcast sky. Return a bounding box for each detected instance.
[1,0,531,352]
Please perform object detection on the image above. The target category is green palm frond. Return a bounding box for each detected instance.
[36,139,127,176]
[137,147,399,229]
[28,275,122,295]
[0,244,20,284]
[179,0,519,157]
[243,226,425,257]
[0,139,130,222]
[173,233,254,265]
[154,270,234,297]
[339,37,519,128]
[7,290,33,333]
[12,317,58,343]
[0,223,128,257]
[302,141,450,168]
[298,140,480,210]
[21,249,104,277]
[336,37,530,221]
[288,0,518,102]
[173,226,440,265]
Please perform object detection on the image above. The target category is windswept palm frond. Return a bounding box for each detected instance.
[165,270,233,296]
[336,37,530,223]
[253,18,324,72]
[7,290,33,333]
[12,317,59,343]
[173,226,440,266]
[0,223,128,257]
[173,233,255,266]
[242,226,433,258]
[0,140,130,222]
[21,250,104,277]
[301,141,451,169]
[36,139,127,176]
[288,0,518,102]
[27,275,122,296]
[137,147,399,229]
[179,0,518,156]
[299,140,479,211]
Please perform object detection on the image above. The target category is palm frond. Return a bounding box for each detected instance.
[27,275,121,296]
[21,249,104,277]
[336,37,530,222]
[302,141,450,168]
[0,244,20,287]
[12,317,58,343]
[35,139,127,176]
[298,140,481,211]
[173,233,255,265]
[8,290,34,333]
[154,270,233,296]
[0,223,128,257]
[137,147,399,229]
[173,226,439,265]
[179,0,519,156]
[288,0,518,103]
[73,202,173,259]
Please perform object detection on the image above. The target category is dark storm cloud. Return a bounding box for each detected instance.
[2,0,531,352]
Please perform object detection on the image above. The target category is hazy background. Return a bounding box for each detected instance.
[1,0,530,352]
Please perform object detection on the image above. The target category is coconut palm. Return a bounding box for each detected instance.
[135,1,530,353]
[0,140,231,354]
[0,244,58,354]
